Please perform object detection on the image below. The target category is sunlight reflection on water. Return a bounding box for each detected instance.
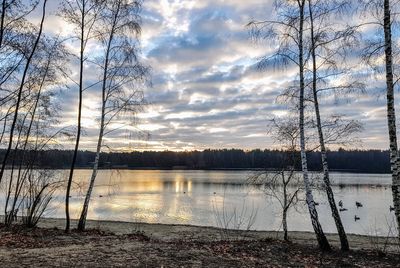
[31,170,397,236]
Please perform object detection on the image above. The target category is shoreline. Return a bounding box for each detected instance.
[34,217,398,252]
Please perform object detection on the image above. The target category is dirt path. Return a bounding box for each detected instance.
[0,219,399,267]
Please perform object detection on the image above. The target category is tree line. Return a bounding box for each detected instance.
[0,148,391,173]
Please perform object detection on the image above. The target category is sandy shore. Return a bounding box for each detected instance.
[35,218,399,250]
[0,218,398,267]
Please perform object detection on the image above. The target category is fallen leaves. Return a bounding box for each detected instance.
[0,225,399,267]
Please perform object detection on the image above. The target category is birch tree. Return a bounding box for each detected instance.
[77,0,148,231]
[306,0,361,251]
[297,0,332,251]
[60,0,105,232]
[383,0,400,237]
[278,5,363,250]
[360,0,400,237]
[248,0,331,251]
[249,117,303,241]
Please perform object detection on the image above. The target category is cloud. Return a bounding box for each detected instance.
[34,0,395,151]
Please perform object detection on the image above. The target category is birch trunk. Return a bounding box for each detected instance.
[282,172,288,241]
[297,0,331,251]
[384,0,400,237]
[282,208,288,241]
[77,2,119,230]
[65,1,85,232]
[77,117,104,230]
[308,0,349,251]
[77,68,106,230]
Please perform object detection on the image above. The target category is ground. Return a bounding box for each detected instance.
[0,219,399,267]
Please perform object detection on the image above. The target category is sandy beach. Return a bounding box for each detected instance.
[0,218,399,267]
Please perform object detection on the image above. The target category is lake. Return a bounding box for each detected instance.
[41,170,396,236]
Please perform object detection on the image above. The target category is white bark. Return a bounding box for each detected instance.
[78,0,120,231]
[308,0,349,251]
[297,0,331,251]
[384,0,400,237]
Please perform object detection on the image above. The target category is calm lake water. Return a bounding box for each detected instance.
[41,170,396,236]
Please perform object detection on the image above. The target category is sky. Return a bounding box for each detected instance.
[36,0,395,151]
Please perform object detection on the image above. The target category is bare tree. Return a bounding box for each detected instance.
[60,0,105,232]
[0,0,47,186]
[21,170,62,228]
[306,0,364,251]
[77,0,148,231]
[0,1,39,49]
[249,117,303,241]
[3,37,68,226]
[248,0,331,251]
[360,0,400,238]
[0,0,39,97]
[383,2,400,237]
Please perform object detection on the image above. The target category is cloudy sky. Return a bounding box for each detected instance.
[39,0,393,151]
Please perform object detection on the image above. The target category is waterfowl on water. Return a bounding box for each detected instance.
[355,201,363,208]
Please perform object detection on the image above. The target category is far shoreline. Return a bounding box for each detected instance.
[3,167,393,175]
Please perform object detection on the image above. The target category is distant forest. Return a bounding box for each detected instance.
[1,149,390,173]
